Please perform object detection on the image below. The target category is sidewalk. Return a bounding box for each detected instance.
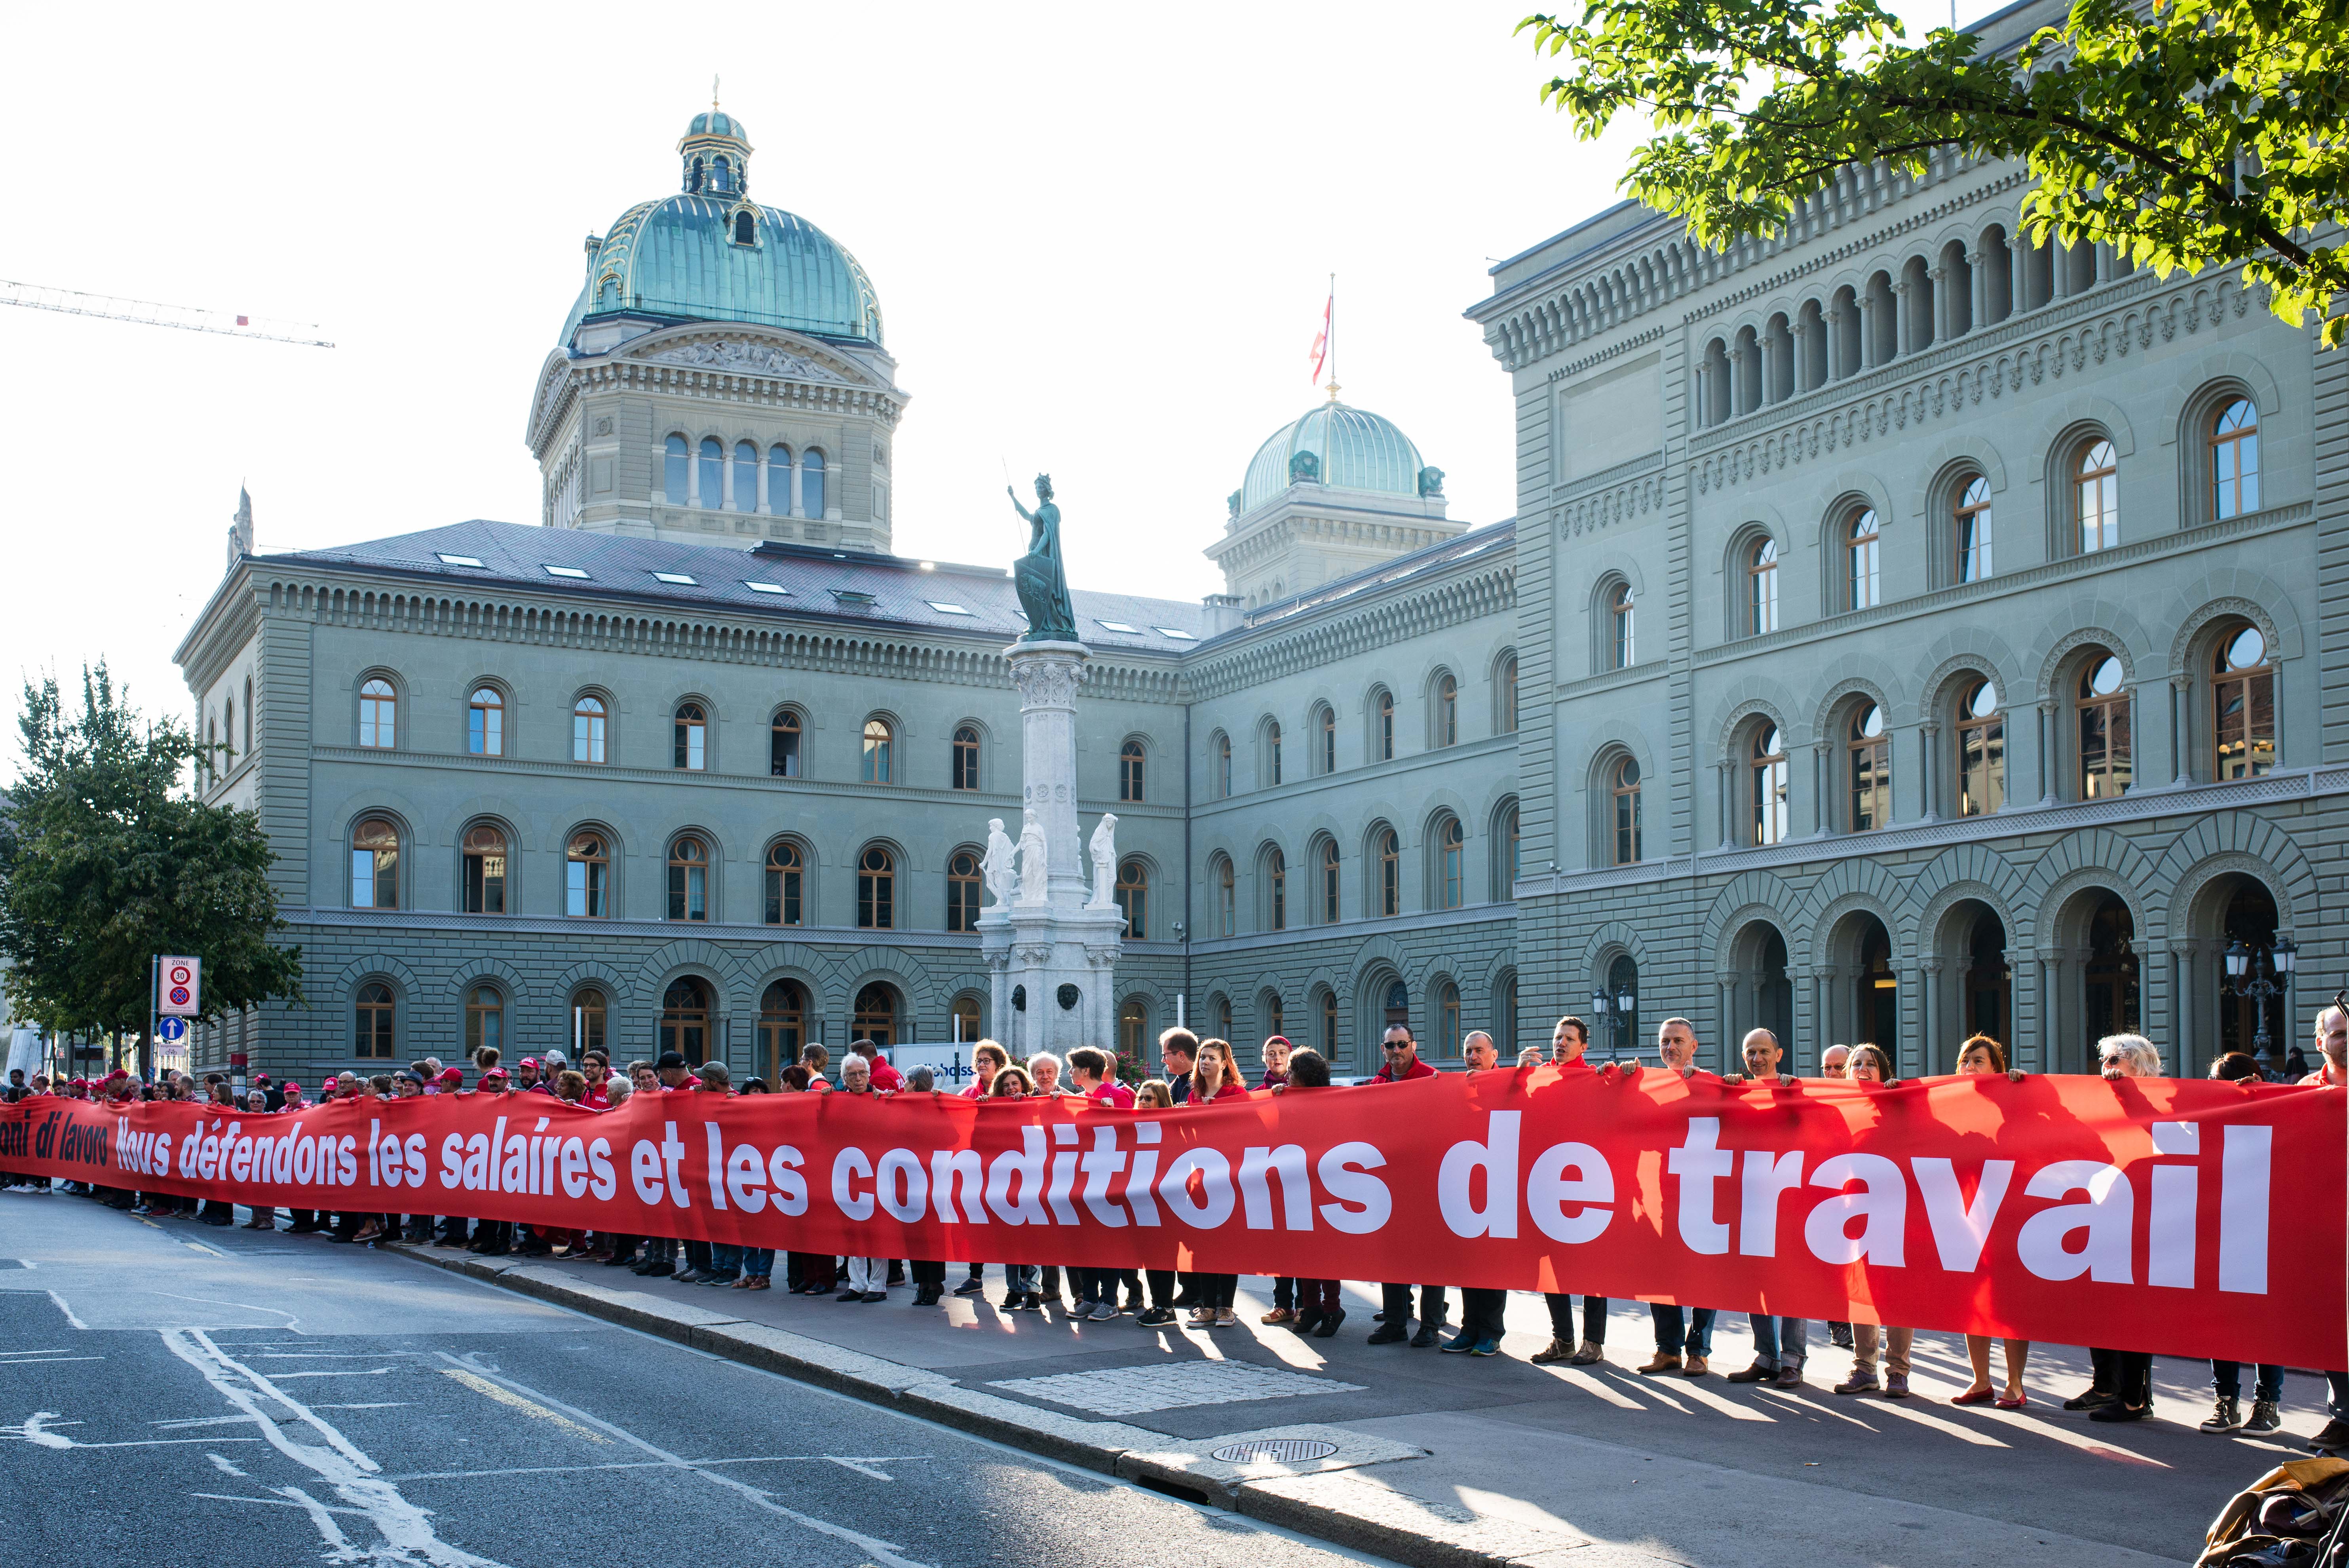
[388,1244,2291,1568]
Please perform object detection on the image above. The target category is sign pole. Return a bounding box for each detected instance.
[144,955,158,1083]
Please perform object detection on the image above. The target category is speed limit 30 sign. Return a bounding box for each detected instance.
[158,956,202,1017]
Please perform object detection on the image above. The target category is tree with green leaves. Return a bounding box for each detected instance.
[0,665,302,1071]
[1520,0,2349,342]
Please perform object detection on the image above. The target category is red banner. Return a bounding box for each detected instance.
[3,1068,2338,1367]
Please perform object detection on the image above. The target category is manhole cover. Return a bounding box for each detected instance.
[1211,1438,1339,1464]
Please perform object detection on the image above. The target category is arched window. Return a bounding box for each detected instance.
[759,981,805,1081]
[1956,678,2004,816]
[2212,399,2260,519]
[465,985,504,1061]
[951,724,981,790]
[573,696,606,763]
[1264,720,1283,787]
[1216,855,1236,937]
[1496,658,1518,734]
[1119,739,1145,802]
[954,993,984,1045]
[1438,980,1462,1057]
[659,976,711,1060]
[673,702,707,770]
[1215,733,1232,797]
[355,982,395,1059]
[1318,987,1338,1057]
[2078,654,2131,798]
[1436,816,1465,909]
[861,717,893,783]
[1374,826,1400,916]
[1499,802,1520,890]
[1847,509,1881,609]
[1383,979,1410,1030]
[1750,726,1790,846]
[1115,859,1147,939]
[243,676,253,754]
[1747,539,1779,634]
[1216,994,1234,1042]
[1955,476,1994,582]
[1119,996,1147,1059]
[222,698,234,765]
[2214,622,2275,779]
[667,836,709,922]
[570,987,607,1057]
[733,441,758,513]
[947,849,982,932]
[853,983,897,1047]
[769,443,794,515]
[1848,704,1889,831]
[1320,837,1341,924]
[566,831,608,918]
[352,818,399,909]
[1612,757,1642,865]
[359,678,396,749]
[857,844,895,929]
[1610,584,1636,667]
[1434,674,1458,747]
[765,841,804,926]
[467,687,504,756]
[733,209,754,244]
[462,824,507,914]
[770,708,801,777]
[2077,439,2119,552]
[801,449,827,517]
[1376,689,1396,760]
[1266,847,1287,930]
[664,434,689,505]
[1262,990,1285,1039]
[697,437,723,509]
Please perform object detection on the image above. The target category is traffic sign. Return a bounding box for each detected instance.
[158,956,201,1017]
[156,1017,187,1043]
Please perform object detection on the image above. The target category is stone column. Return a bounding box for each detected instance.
[2010,230,2032,315]
[1728,341,1750,417]
[1968,248,1989,334]
[2172,940,2200,1074]
[1859,291,1880,369]
[1918,960,1944,1075]
[1895,279,1915,358]
[2037,703,2058,805]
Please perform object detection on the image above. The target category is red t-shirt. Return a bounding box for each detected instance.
[1369,1057,1437,1084]
[867,1057,905,1092]
[2300,1068,2343,1087]
[1087,1080,1136,1110]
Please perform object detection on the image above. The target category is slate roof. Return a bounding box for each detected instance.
[260,519,1216,654]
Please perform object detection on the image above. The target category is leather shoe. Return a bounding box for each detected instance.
[1530,1338,1576,1365]
[1682,1355,1710,1377]
[1727,1361,1775,1384]
[1410,1324,1442,1349]
[2089,1401,2148,1423]
[1312,1308,1347,1338]
[1636,1353,1682,1375]
[1368,1322,1409,1345]
[2062,1387,2115,1412]
[1569,1342,1606,1367]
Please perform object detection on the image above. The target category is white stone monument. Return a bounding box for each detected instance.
[976,640,1125,1055]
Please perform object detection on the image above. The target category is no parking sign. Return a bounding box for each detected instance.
[158,956,201,1017]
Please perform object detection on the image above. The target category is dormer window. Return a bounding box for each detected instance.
[712,155,733,194]
[733,210,755,245]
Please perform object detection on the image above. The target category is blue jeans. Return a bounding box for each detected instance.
[708,1243,741,1277]
[742,1248,774,1279]
[1651,1304,1716,1357]
[1751,1314,1808,1369]
[2211,1361,2282,1402]
[1004,1264,1038,1294]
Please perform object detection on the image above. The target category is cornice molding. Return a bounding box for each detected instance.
[1183,558,1518,700]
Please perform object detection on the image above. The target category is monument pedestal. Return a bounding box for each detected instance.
[977,640,1124,1057]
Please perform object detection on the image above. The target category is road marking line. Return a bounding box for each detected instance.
[2,1411,261,1450]
[315,1403,413,1410]
[827,1457,894,1480]
[187,1490,372,1517]
[151,1416,262,1429]
[208,1452,248,1477]
[0,1355,103,1365]
[184,1241,226,1258]
[268,1368,394,1380]
[437,1368,611,1444]
[384,1454,933,1483]
[44,1292,86,1330]
[437,1353,935,1568]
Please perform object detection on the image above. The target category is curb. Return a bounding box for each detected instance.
[386,1243,1608,1568]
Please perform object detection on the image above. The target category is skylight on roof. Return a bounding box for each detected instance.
[1155,627,1196,640]
[652,572,698,585]
[927,601,973,616]
[1095,620,1140,634]
[436,553,487,568]
[543,564,590,579]
[744,581,791,595]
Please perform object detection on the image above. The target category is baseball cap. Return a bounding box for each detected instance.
[656,1051,687,1070]
[437,1067,464,1087]
[519,1056,541,1070]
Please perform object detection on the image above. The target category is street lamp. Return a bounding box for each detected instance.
[2225,935,2296,1066]
[1589,989,1612,1061]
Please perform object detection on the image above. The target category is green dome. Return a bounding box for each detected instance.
[559,106,883,349]
[1240,398,1428,515]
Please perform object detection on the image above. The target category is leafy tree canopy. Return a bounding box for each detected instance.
[1520,0,2349,342]
[0,665,302,1043]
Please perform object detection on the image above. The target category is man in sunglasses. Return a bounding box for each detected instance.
[1365,1024,1446,1347]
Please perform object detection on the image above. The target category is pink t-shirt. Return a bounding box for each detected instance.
[1087,1080,1136,1110]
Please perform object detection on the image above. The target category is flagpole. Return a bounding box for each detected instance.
[1328,272,1337,398]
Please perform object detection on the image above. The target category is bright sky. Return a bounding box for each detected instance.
[0,0,1963,757]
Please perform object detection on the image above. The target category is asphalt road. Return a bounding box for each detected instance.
[0,1191,1388,1568]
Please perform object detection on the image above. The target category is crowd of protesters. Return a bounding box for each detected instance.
[6,1004,2346,1452]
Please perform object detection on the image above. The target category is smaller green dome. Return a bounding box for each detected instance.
[686,109,746,141]
[1239,396,1430,515]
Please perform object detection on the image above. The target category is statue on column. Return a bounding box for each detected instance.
[981,818,1018,911]
[1015,811,1049,904]
[1005,473,1080,642]
[1086,815,1119,909]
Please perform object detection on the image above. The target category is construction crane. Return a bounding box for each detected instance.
[0,278,333,348]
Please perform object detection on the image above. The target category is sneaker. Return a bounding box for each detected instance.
[2088,1401,2148,1423]
[1214,1309,1239,1327]
[1884,1371,1908,1399]
[1470,1337,1501,1357]
[1311,1308,1347,1338]
[1023,1292,1043,1312]
[1569,1342,1606,1367]
[1828,1323,1853,1349]
[640,1260,674,1277]
[952,1277,986,1297]
[1441,1331,1478,1353]
[672,1269,706,1285]
[1368,1323,1409,1345]
[1090,1302,1119,1323]
[1834,1370,1878,1395]
[1137,1307,1175,1327]
[1290,1311,1324,1336]
[1727,1361,1775,1384]
[1000,1294,1024,1311]
[2062,1387,2116,1412]
[2201,1396,2244,1433]
[2247,1399,2284,1434]
[1530,1338,1577,1365]
[1410,1323,1442,1349]
[1262,1308,1295,1325]
[2308,1418,2349,1454]
[1636,1353,1683,1375]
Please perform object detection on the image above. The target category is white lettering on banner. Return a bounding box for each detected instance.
[1078,1127,1128,1228]
[1912,1159,2014,1272]
[725,1144,766,1213]
[832,1147,874,1222]
[630,1140,663,1205]
[931,1149,984,1224]
[876,1149,927,1223]
[705,1125,729,1211]
[767,1145,807,1216]
[561,1137,590,1200]
[1438,1112,1520,1239]
[2148,1121,2199,1289]
[660,1123,688,1207]
[2017,1160,2134,1283]
[985,1127,1049,1226]
[1239,1144,1312,1231]
[2220,1124,2271,1293]
[489,1117,509,1194]
[1525,1141,1612,1244]
[1737,1150,1804,1257]
[1669,1119,1732,1254]
[1045,1134,1081,1225]
[1315,1142,1390,1233]
[1158,1148,1235,1228]
[1804,1153,1908,1267]
[1126,1125,1162,1227]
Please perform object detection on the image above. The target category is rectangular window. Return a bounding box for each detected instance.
[567,858,605,918]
